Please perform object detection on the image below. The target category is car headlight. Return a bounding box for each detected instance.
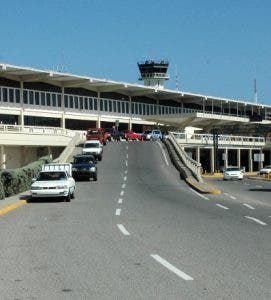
[57,185,68,189]
[90,167,96,172]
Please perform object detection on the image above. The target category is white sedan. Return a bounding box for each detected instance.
[223,167,244,180]
[259,165,271,175]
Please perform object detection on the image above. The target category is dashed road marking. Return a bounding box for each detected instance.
[255,185,263,188]
[118,198,123,204]
[126,154,129,159]
[243,204,255,210]
[230,195,236,200]
[150,254,194,281]
[121,183,126,189]
[125,170,128,174]
[244,216,267,226]
[189,188,209,200]
[124,176,127,181]
[126,160,128,167]
[216,204,229,210]
[115,208,121,216]
[120,190,124,196]
[126,146,128,150]
[117,224,130,235]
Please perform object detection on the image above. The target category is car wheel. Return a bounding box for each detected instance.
[93,176,97,181]
[65,193,71,202]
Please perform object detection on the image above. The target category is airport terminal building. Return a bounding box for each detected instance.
[0,62,271,172]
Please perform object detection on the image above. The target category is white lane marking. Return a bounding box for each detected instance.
[243,203,255,210]
[150,254,193,281]
[125,170,128,174]
[255,185,263,188]
[117,224,130,235]
[216,204,229,210]
[244,216,267,226]
[120,190,124,196]
[122,183,126,189]
[126,154,129,159]
[126,160,128,167]
[224,193,229,196]
[244,183,250,186]
[156,141,169,166]
[230,195,236,200]
[189,188,209,200]
[115,208,121,216]
[118,198,123,204]
[124,176,127,181]
[126,146,128,150]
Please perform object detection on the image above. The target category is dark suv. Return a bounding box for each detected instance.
[71,154,97,181]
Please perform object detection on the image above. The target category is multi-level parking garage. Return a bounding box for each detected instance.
[0,63,271,171]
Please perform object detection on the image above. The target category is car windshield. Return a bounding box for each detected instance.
[153,130,161,134]
[37,171,67,181]
[74,157,94,164]
[226,167,240,171]
[84,143,99,148]
[263,166,271,169]
[144,130,152,134]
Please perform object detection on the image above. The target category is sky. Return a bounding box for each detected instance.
[0,0,270,103]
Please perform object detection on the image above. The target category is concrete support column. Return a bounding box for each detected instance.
[237,148,241,169]
[129,95,132,130]
[18,110,24,127]
[259,149,263,170]
[0,145,6,170]
[196,146,200,164]
[249,149,253,172]
[97,91,101,127]
[19,81,24,128]
[128,119,132,130]
[60,87,66,129]
[224,148,228,169]
[47,146,52,160]
[210,148,214,173]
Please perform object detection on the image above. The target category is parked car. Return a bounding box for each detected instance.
[259,165,271,175]
[30,163,75,202]
[223,167,244,180]
[150,129,162,140]
[122,130,143,141]
[82,140,103,161]
[71,154,97,181]
[142,130,152,141]
[86,128,107,145]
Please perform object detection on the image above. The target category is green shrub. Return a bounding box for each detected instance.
[0,155,52,199]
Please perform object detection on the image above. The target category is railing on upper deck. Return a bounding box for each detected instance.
[171,132,266,147]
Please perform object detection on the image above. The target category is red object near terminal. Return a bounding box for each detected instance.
[122,130,143,141]
[86,128,107,145]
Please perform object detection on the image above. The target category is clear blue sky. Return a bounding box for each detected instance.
[0,0,270,103]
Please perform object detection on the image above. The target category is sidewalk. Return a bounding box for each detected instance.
[0,191,30,210]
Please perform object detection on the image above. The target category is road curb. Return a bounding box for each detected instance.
[185,177,223,195]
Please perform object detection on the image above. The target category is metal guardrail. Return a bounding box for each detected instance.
[172,132,265,147]
[168,132,203,182]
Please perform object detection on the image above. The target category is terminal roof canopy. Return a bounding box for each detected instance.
[0,63,271,129]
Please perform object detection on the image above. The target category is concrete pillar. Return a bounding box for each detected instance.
[259,149,263,170]
[129,95,132,130]
[97,91,101,127]
[0,145,6,170]
[224,148,228,169]
[249,149,253,172]
[128,119,132,131]
[237,148,241,168]
[210,148,214,173]
[47,146,53,160]
[18,110,24,127]
[61,113,65,129]
[196,147,200,164]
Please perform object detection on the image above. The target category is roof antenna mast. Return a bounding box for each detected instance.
[254,78,258,103]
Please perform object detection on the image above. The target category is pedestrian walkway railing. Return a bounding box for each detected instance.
[171,132,265,147]
[168,132,203,182]
[0,124,85,138]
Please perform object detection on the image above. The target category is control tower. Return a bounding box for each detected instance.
[137,60,169,89]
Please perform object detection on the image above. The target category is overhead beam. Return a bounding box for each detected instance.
[61,79,91,87]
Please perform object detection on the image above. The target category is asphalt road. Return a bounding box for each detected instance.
[0,141,270,299]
